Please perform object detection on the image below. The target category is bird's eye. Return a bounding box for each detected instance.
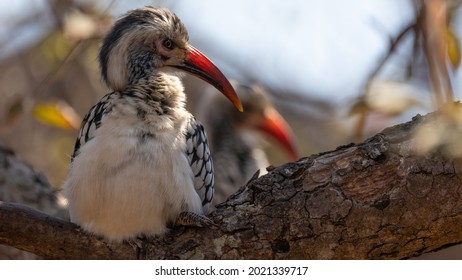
[162,39,174,50]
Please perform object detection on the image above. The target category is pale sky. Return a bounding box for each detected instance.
[0,0,460,107]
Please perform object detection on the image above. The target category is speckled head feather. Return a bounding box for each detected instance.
[99,7,189,91]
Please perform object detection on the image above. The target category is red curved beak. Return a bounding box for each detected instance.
[172,45,243,112]
[260,107,299,161]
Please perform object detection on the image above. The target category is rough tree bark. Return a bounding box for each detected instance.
[1,111,462,259]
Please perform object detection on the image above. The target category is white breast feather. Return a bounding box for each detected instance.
[63,109,202,242]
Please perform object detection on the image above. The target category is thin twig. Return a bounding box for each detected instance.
[353,23,416,141]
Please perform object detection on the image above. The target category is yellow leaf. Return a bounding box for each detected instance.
[33,102,81,131]
[446,27,461,69]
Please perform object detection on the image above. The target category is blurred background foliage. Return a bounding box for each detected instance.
[1,0,462,182]
[1,0,462,259]
[0,0,334,187]
[0,0,461,186]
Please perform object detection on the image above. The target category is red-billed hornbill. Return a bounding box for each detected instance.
[62,7,242,242]
[196,82,298,205]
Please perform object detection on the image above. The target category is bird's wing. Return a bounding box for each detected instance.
[184,116,214,212]
[71,93,114,161]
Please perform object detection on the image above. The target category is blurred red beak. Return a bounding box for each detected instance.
[172,45,243,112]
[260,107,299,161]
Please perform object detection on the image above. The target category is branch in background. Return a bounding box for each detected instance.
[419,0,454,107]
[0,202,134,259]
[353,0,457,141]
[353,23,415,141]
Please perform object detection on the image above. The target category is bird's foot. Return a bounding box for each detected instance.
[126,234,151,259]
[175,211,217,228]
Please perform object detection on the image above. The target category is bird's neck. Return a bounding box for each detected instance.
[112,72,190,133]
[122,72,187,114]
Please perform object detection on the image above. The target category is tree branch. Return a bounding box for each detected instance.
[1,111,462,259]
[0,202,134,259]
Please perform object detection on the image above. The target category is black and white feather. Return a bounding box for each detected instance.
[73,94,215,212]
[196,82,272,205]
[185,118,214,212]
[74,97,215,210]
[72,93,114,161]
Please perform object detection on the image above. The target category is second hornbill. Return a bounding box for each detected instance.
[196,82,299,205]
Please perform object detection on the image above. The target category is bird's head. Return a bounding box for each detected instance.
[234,84,299,161]
[201,82,299,161]
[98,6,242,111]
